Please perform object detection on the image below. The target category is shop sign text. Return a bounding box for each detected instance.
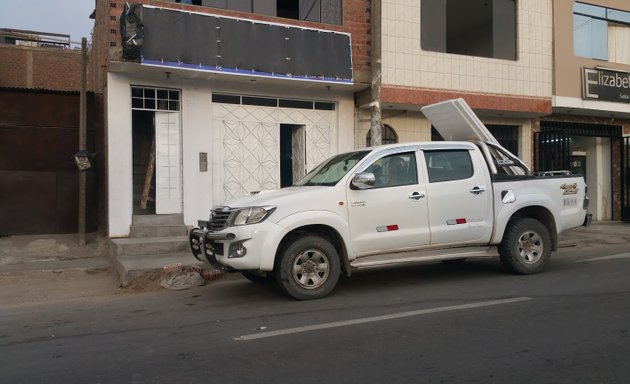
[583,67,630,104]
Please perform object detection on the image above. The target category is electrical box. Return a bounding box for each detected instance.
[199,152,208,172]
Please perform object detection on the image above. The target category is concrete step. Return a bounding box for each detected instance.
[132,214,184,226]
[111,252,200,287]
[130,224,188,238]
[109,236,189,257]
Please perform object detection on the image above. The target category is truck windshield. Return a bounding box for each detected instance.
[295,150,370,186]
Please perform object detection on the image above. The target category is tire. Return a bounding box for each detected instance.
[241,270,275,284]
[275,235,341,300]
[499,218,551,274]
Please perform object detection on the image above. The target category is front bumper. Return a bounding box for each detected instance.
[189,226,235,269]
[188,221,281,271]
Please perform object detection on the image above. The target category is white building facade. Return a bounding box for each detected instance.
[99,1,371,237]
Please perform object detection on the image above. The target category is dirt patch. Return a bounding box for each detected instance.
[0,233,107,266]
[124,269,168,292]
[0,269,120,308]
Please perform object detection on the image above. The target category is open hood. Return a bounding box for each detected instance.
[420,98,499,145]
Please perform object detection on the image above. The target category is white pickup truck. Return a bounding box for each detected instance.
[190,99,591,300]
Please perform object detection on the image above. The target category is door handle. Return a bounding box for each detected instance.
[469,186,487,195]
[409,191,426,200]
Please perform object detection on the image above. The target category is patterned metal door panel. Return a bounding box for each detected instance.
[214,103,335,201]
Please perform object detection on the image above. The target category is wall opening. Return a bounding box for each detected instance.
[280,124,306,187]
[132,110,156,215]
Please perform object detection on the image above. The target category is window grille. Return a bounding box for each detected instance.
[366,124,398,146]
[131,86,180,111]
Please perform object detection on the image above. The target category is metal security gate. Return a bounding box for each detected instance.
[534,131,569,171]
[538,121,624,221]
[623,137,630,221]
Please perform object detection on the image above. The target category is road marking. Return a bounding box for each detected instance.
[234,297,531,341]
[579,253,630,263]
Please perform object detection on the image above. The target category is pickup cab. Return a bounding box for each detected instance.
[189,99,590,300]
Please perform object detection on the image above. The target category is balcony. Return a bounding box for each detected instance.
[119,3,353,85]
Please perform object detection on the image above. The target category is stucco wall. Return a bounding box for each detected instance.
[553,0,630,115]
[380,0,553,98]
[107,72,355,236]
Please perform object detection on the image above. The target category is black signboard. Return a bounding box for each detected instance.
[583,67,630,104]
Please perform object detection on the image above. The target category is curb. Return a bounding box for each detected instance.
[0,257,113,277]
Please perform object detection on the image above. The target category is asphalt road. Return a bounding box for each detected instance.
[2,244,630,384]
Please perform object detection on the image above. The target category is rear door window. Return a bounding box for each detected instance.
[424,150,473,183]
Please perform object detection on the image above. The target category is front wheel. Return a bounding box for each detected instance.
[499,218,551,274]
[275,235,341,300]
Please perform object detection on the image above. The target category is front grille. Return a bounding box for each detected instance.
[208,207,235,231]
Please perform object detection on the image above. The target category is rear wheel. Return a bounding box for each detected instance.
[275,235,341,300]
[499,218,551,274]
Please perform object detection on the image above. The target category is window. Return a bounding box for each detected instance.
[487,125,519,156]
[132,86,180,111]
[277,0,299,19]
[364,152,418,188]
[574,2,630,64]
[198,0,342,25]
[421,0,516,60]
[295,150,369,186]
[212,93,335,110]
[431,125,519,156]
[424,150,473,183]
[175,0,202,4]
[241,96,277,107]
[366,124,398,147]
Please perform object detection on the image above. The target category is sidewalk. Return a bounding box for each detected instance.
[557,221,630,248]
[1,221,629,280]
[0,232,111,276]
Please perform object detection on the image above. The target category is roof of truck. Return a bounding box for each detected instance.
[366,141,478,152]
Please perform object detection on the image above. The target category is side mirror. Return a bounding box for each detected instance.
[351,172,375,190]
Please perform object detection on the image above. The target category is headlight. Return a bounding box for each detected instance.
[229,206,276,226]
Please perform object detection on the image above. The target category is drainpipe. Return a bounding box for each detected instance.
[369,0,382,146]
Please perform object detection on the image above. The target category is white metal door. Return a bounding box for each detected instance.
[292,126,306,183]
[155,112,181,214]
[347,151,430,256]
[423,149,493,245]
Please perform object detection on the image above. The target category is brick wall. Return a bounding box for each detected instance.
[99,0,371,84]
[344,0,371,84]
[89,0,113,93]
[0,45,92,92]
[0,47,27,86]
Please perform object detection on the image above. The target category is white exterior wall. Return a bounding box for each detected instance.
[592,137,612,221]
[381,0,553,98]
[181,84,215,231]
[107,72,355,237]
[107,73,134,237]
